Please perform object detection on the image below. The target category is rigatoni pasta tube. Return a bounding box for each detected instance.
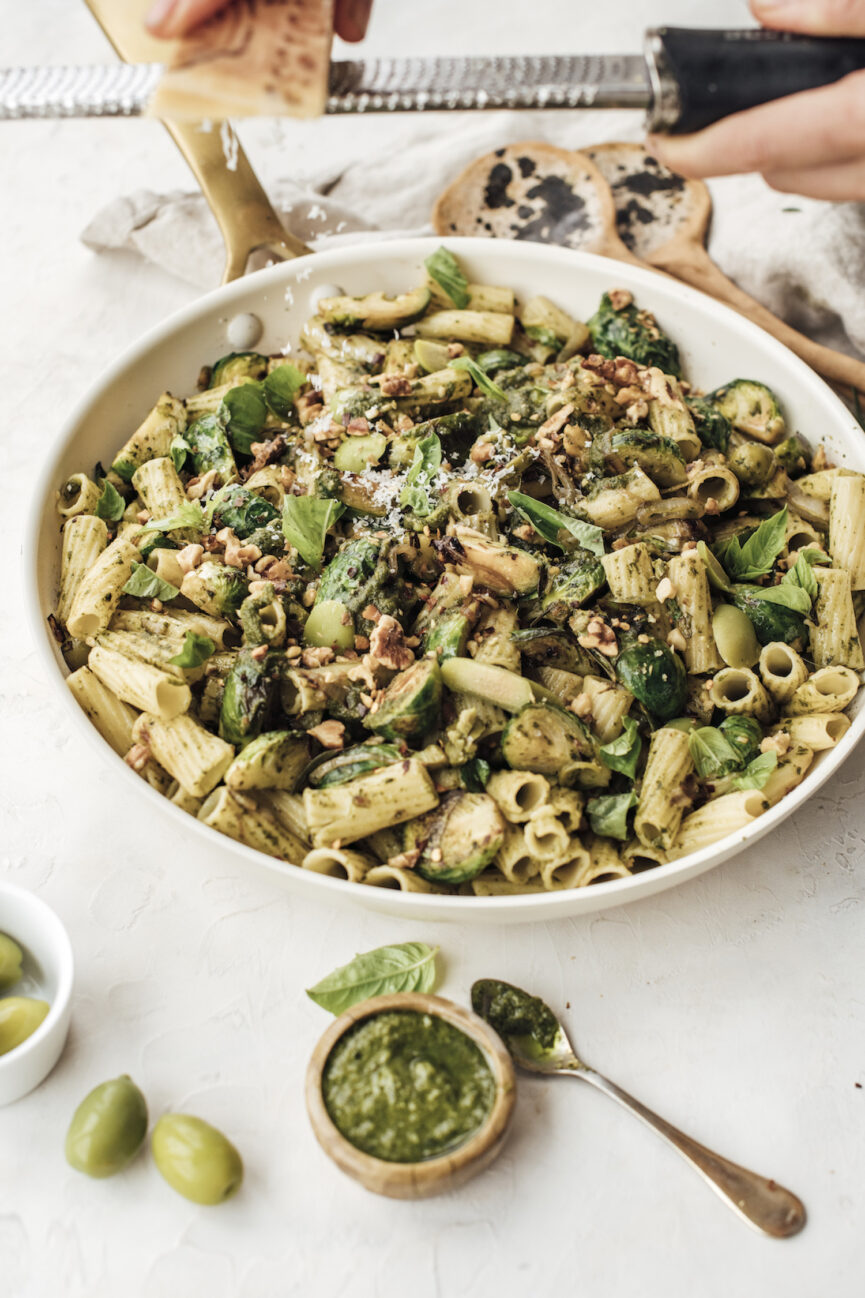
[365,865,442,893]
[773,713,851,750]
[147,548,186,591]
[829,473,865,589]
[758,643,808,703]
[785,666,859,715]
[111,606,231,650]
[760,743,813,807]
[486,770,550,823]
[224,731,309,792]
[668,790,767,860]
[472,606,520,673]
[57,473,101,519]
[810,568,865,670]
[302,847,374,883]
[635,727,694,850]
[88,643,191,720]
[687,463,740,513]
[198,788,306,863]
[132,712,233,798]
[601,543,656,604]
[132,458,189,531]
[493,826,538,884]
[534,667,583,708]
[710,668,772,722]
[581,676,633,743]
[539,842,592,890]
[549,787,584,833]
[524,809,571,862]
[470,873,545,897]
[667,550,722,674]
[66,666,137,756]
[58,515,108,626]
[66,537,140,641]
[579,837,632,886]
[303,759,438,848]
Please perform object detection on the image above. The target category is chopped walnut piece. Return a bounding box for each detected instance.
[369,614,415,672]
[379,374,413,397]
[570,692,593,719]
[354,635,370,651]
[582,354,640,389]
[470,441,493,464]
[256,557,294,585]
[608,289,634,311]
[308,719,345,750]
[250,644,269,662]
[577,619,618,657]
[361,604,381,623]
[125,743,150,773]
[136,510,151,525]
[187,468,219,500]
[655,576,676,603]
[812,444,829,471]
[388,850,420,871]
[246,434,287,476]
[761,732,791,757]
[459,574,474,596]
[537,403,574,440]
[667,628,688,653]
[447,342,465,358]
[177,543,205,574]
[301,646,335,669]
[703,497,721,515]
[217,527,262,570]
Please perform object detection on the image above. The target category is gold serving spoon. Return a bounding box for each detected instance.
[472,979,806,1239]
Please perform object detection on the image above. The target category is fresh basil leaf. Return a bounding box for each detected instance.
[460,757,491,792]
[400,432,442,517]
[716,506,788,582]
[599,716,642,779]
[95,478,125,522]
[729,750,777,791]
[122,563,179,602]
[424,246,469,309]
[507,490,605,557]
[586,791,638,841]
[688,726,743,779]
[749,582,812,615]
[168,631,215,668]
[306,941,439,1015]
[783,552,819,599]
[169,434,191,473]
[282,494,344,570]
[798,547,830,566]
[137,501,205,535]
[221,383,267,456]
[263,363,305,419]
[697,540,733,593]
[449,355,507,401]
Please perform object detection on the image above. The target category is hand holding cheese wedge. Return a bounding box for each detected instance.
[145,0,373,120]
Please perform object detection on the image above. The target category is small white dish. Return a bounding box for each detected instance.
[0,882,74,1105]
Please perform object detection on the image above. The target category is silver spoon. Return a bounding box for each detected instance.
[472,980,805,1238]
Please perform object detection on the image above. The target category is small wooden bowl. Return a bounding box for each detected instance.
[305,991,516,1199]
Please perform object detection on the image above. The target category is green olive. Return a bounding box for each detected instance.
[712,603,761,668]
[65,1076,148,1178]
[152,1114,243,1205]
[304,599,355,650]
[727,443,775,488]
[0,932,23,990]
[0,997,49,1055]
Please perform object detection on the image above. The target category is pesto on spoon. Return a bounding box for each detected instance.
[471,979,805,1240]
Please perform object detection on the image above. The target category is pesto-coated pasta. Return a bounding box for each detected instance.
[52,257,863,896]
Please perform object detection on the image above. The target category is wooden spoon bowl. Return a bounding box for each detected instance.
[305,991,516,1199]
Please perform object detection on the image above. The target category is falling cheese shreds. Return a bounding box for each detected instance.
[148,0,334,121]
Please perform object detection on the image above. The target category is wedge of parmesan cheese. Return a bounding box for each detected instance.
[148,0,334,120]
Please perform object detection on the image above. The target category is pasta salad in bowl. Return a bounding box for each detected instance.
[35,239,865,918]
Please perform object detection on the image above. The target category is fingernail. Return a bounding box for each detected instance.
[145,0,179,33]
[344,0,372,39]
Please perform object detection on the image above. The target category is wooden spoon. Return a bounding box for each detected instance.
[584,141,865,398]
[433,139,865,398]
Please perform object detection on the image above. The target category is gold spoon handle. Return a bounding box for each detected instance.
[564,1066,805,1238]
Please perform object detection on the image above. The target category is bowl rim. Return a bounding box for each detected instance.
[304,991,516,1191]
[0,881,74,1073]
[25,235,865,918]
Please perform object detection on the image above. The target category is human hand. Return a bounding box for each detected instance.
[146,0,373,43]
[648,0,865,199]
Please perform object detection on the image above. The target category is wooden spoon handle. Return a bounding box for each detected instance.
[651,243,865,399]
[571,1067,806,1238]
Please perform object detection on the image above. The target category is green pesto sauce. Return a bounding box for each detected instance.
[471,979,561,1052]
[322,1010,496,1163]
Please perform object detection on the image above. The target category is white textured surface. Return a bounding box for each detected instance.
[3,2,865,1295]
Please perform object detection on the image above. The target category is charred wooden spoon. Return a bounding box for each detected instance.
[472,978,806,1239]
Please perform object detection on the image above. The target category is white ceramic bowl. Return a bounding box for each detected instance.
[26,238,865,923]
[0,882,74,1104]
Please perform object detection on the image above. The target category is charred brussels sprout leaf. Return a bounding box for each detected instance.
[540,550,607,622]
[315,537,382,610]
[365,659,442,743]
[218,649,281,747]
[459,757,492,792]
[263,363,305,419]
[730,585,809,645]
[220,384,267,456]
[210,352,268,387]
[406,791,505,884]
[307,743,403,788]
[587,293,681,377]
[688,726,743,779]
[686,397,731,454]
[615,637,687,721]
[185,414,237,484]
[475,348,526,373]
[729,751,777,790]
[121,563,179,602]
[718,715,763,766]
[210,484,280,539]
[599,716,642,779]
[282,496,345,570]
